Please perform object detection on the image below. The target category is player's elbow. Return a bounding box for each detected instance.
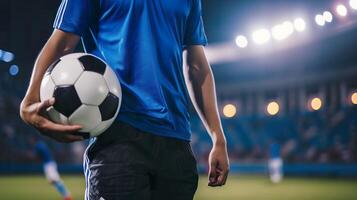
[50,29,80,55]
[19,102,25,121]
[187,63,210,87]
[62,45,74,55]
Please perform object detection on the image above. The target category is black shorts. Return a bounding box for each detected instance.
[84,121,198,200]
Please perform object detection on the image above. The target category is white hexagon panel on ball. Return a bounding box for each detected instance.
[90,118,115,137]
[103,66,122,98]
[50,58,84,86]
[40,74,55,101]
[69,104,101,133]
[75,71,109,106]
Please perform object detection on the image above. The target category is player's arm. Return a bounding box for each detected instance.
[184,45,229,187]
[20,29,83,143]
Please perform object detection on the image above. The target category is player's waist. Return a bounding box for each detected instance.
[117,113,192,141]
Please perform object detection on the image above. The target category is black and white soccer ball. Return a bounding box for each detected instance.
[40,53,122,138]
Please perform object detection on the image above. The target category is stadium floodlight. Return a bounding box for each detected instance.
[323,11,333,23]
[252,28,271,45]
[293,18,306,32]
[310,97,322,111]
[336,4,348,16]
[267,101,280,116]
[223,104,237,118]
[272,21,294,41]
[235,35,248,48]
[351,92,357,105]
[351,0,357,9]
[315,14,325,26]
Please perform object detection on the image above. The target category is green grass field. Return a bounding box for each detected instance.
[0,175,356,200]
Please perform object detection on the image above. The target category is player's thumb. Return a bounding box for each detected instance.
[38,98,55,113]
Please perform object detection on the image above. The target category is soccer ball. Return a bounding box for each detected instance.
[40,53,122,138]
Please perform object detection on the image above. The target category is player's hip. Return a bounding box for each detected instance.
[83,121,198,199]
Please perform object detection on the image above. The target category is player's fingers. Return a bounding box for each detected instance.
[216,171,225,185]
[216,166,229,185]
[222,167,229,185]
[222,172,228,185]
[208,162,218,186]
[44,132,84,143]
[217,169,229,186]
[216,168,224,173]
[41,119,82,133]
[61,134,84,142]
[37,98,55,113]
[72,132,90,139]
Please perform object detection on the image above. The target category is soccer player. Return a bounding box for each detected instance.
[20,0,229,199]
[31,138,73,200]
[268,143,283,183]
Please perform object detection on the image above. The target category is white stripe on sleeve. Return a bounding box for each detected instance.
[54,0,65,27]
[56,0,69,28]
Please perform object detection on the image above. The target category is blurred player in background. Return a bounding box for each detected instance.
[269,142,283,183]
[30,138,72,200]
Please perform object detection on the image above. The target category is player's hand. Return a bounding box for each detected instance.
[208,141,230,187]
[20,98,83,143]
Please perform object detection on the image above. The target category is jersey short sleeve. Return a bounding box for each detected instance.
[53,0,95,36]
[183,0,208,47]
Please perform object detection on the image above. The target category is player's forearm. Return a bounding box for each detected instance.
[23,30,80,104]
[184,46,226,145]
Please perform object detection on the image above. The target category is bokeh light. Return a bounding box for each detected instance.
[351,0,357,10]
[272,24,285,41]
[9,65,19,76]
[323,11,333,23]
[223,104,237,118]
[272,21,294,41]
[310,97,322,111]
[351,92,357,105]
[267,101,280,116]
[336,4,348,16]
[235,35,248,48]
[252,28,271,45]
[2,51,14,63]
[315,14,325,26]
[293,18,306,32]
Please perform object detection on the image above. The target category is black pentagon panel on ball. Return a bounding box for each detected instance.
[45,59,61,75]
[53,86,82,117]
[78,55,106,74]
[99,92,119,121]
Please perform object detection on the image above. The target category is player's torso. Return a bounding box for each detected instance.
[97,0,192,38]
[85,0,194,138]
[94,0,193,56]
[99,0,191,18]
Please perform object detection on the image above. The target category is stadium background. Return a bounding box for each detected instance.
[0,0,357,199]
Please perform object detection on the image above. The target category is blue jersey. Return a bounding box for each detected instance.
[270,143,281,159]
[35,141,53,163]
[53,0,207,141]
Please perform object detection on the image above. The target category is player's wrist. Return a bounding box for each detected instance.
[211,132,227,147]
[213,139,227,148]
